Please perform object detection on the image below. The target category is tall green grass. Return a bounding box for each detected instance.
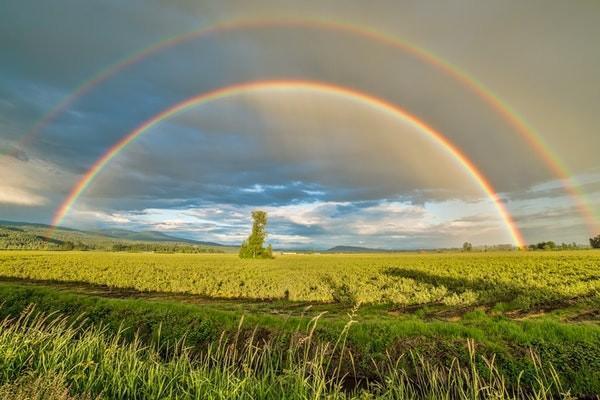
[0,306,578,400]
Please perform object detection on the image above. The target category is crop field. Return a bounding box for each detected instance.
[0,250,599,309]
[0,250,599,399]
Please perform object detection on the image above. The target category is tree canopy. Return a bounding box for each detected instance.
[590,235,600,249]
[239,211,273,259]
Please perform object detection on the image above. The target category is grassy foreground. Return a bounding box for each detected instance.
[0,251,598,398]
[0,306,579,400]
[0,282,598,398]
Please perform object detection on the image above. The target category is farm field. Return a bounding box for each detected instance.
[5,2,600,398]
[0,250,599,398]
[1,250,599,309]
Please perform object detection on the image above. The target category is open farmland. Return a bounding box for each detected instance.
[0,251,598,310]
[0,250,599,398]
[5,2,600,398]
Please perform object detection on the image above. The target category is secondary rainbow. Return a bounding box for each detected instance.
[12,17,597,232]
[51,79,526,247]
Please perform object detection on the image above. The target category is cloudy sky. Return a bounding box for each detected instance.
[1,0,599,249]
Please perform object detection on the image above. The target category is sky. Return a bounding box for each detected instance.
[1,0,599,249]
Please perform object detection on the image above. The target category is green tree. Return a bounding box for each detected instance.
[536,241,556,250]
[60,241,75,251]
[590,234,600,249]
[462,242,472,252]
[239,211,273,259]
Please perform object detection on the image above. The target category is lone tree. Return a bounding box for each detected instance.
[590,234,600,249]
[462,242,472,252]
[239,210,273,259]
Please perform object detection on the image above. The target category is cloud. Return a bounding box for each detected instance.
[63,195,511,249]
[0,11,555,192]
[70,210,131,224]
[74,91,488,212]
[0,144,28,161]
[506,171,600,203]
[1,1,599,246]
[0,156,67,208]
[0,186,45,206]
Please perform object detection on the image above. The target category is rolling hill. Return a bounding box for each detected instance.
[325,245,391,253]
[0,220,236,252]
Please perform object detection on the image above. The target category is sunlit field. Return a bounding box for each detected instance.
[1,251,598,307]
[3,1,600,398]
[0,250,599,398]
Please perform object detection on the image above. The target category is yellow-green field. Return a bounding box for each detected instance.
[0,250,600,398]
[0,250,598,308]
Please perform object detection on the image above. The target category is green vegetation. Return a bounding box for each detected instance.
[0,222,234,253]
[239,211,273,259]
[0,226,70,250]
[528,241,557,251]
[590,234,600,249]
[527,241,582,251]
[0,302,584,399]
[0,250,598,397]
[0,280,599,395]
[110,243,223,253]
[0,251,598,308]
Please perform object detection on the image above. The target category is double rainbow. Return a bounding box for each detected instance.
[51,80,525,247]
[19,17,593,243]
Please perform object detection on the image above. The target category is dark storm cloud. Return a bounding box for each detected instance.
[280,222,328,237]
[506,172,600,203]
[0,0,205,86]
[1,0,599,245]
[0,145,28,162]
[2,20,547,189]
[75,90,491,213]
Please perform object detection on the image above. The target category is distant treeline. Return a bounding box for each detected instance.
[0,227,60,250]
[526,241,582,251]
[111,243,224,253]
[0,226,223,253]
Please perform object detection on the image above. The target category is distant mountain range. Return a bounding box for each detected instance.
[325,245,391,253]
[0,220,472,253]
[94,228,224,247]
[0,220,236,252]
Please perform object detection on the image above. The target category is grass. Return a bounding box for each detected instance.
[0,250,598,397]
[0,282,598,396]
[0,306,579,399]
[0,374,88,400]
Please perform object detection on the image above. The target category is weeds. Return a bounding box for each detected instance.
[0,306,580,399]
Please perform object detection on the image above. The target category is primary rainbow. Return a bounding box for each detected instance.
[11,17,597,232]
[51,79,526,247]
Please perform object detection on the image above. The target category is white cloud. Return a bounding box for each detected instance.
[269,234,312,244]
[0,156,70,207]
[65,195,512,248]
[0,185,46,206]
[68,209,131,224]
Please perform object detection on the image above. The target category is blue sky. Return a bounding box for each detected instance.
[1,0,599,248]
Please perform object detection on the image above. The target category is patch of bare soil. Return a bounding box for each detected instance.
[567,309,600,322]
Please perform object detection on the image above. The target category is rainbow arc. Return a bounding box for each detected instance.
[9,17,591,237]
[51,80,526,247]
